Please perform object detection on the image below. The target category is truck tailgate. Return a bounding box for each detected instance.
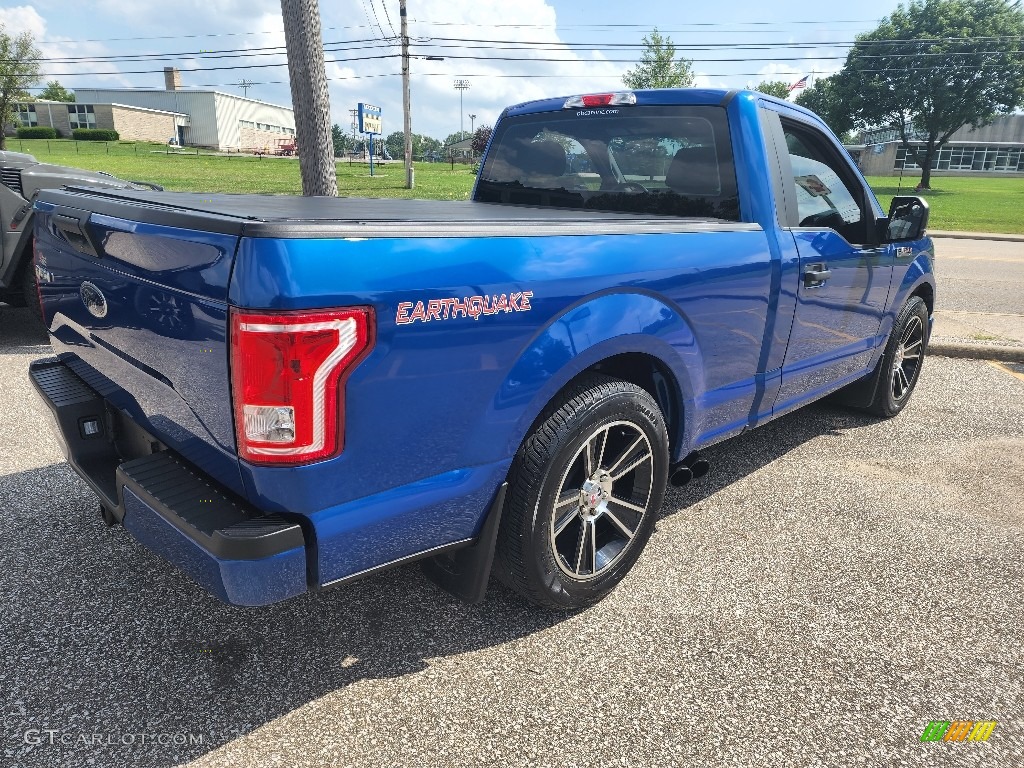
[33,193,245,494]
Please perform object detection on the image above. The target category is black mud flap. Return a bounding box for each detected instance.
[420,483,507,604]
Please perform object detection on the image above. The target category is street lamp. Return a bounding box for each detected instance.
[469,113,477,133]
[454,79,471,137]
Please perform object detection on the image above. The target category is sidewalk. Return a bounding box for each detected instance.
[930,310,1024,362]
[929,229,1024,243]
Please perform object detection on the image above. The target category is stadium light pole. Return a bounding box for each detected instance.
[454,79,471,138]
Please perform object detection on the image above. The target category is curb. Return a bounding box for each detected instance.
[928,230,1024,243]
[928,341,1024,363]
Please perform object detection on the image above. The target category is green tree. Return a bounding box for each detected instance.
[331,123,349,156]
[471,125,492,155]
[752,80,792,99]
[0,24,42,150]
[416,134,442,156]
[384,130,405,159]
[834,0,1024,188]
[622,28,695,89]
[794,75,856,139]
[39,80,75,102]
[444,130,472,146]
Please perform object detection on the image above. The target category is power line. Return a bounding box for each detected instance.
[35,18,888,44]
[18,33,1023,67]
[29,47,1023,78]
[379,0,398,38]
[361,0,386,41]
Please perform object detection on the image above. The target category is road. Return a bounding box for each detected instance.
[931,237,1024,347]
[931,238,1024,315]
[1,303,1022,768]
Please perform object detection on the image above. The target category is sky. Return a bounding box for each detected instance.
[1,0,913,142]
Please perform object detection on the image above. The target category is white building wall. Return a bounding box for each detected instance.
[74,90,218,146]
[72,89,294,150]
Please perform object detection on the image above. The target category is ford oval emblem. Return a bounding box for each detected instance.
[79,281,108,319]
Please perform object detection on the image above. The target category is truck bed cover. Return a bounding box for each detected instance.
[46,187,759,239]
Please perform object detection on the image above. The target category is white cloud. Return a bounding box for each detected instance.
[1,5,46,38]
[320,0,625,141]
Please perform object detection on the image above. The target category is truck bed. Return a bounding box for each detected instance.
[59,187,758,238]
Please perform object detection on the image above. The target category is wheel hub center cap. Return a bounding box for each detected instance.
[895,346,905,367]
[580,479,603,511]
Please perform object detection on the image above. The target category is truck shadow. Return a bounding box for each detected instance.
[2,404,874,766]
[1,305,879,766]
[660,402,878,515]
[2,461,568,766]
[0,306,50,352]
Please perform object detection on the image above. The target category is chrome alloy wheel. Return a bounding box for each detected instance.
[549,421,655,580]
[892,314,924,402]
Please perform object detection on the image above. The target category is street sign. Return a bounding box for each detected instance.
[358,103,382,135]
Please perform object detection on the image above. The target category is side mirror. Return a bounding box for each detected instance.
[883,195,930,242]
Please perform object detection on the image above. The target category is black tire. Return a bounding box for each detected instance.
[20,244,47,333]
[863,295,929,417]
[494,374,669,610]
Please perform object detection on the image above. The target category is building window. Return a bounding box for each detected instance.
[17,105,38,127]
[68,104,96,130]
[895,144,1024,173]
[239,120,255,129]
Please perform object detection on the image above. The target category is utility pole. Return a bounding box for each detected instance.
[280,0,337,196]
[454,79,470,138]
[400,0,413,188]
[238,79,254,97]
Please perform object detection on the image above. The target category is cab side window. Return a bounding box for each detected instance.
[782,123,869,244]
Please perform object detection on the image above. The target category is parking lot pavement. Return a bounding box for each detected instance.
[1,304,1022,768]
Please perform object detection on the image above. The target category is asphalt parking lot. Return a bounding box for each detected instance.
[1,304,1022,768]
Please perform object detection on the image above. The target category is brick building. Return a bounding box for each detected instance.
[13,99,187,143]
[10,68,296,152]
[847,115,1024,177]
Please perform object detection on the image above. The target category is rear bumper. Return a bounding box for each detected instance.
[29,357,308,606]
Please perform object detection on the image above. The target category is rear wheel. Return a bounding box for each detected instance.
[495,374,669,609]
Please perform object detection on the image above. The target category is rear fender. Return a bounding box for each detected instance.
[468,291,701,465]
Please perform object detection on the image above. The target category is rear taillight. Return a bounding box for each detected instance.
[563,92,637,109]
[230,307,374,465]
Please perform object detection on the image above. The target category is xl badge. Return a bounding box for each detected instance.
[79,281,108,319]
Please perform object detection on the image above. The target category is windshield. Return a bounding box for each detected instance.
[475,105,740,220]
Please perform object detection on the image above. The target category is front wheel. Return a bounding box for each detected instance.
[864,295,929,417]
[495,374,669,610]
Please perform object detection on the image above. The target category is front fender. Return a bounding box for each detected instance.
[884,239,935,340]
[463,290,703,466]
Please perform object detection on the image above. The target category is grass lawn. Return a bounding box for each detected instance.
[3,138,476,199]
[865,175,1024,235]
[5,139,1023,233]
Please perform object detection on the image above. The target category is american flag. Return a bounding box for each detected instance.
[789,76,809,92]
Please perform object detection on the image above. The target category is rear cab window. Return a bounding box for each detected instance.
[475,105,741,221]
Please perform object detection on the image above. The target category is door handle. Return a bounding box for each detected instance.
[804,263,832,288]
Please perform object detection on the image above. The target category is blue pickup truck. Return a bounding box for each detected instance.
[29,89,934,610]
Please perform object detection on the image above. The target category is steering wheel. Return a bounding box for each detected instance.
[799,210,845,229]
[611,182,649,194]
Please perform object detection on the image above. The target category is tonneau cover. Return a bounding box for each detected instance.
[38,187,759,239]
